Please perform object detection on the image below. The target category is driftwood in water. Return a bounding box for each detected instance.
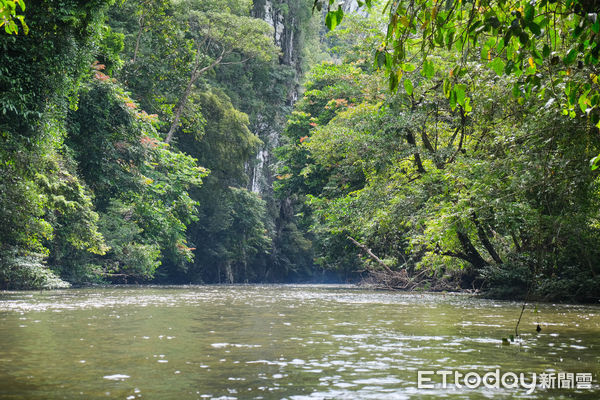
[347,236,459,292]
[347,236,414,290]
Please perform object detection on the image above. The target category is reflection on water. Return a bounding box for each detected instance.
[0,285,598,399]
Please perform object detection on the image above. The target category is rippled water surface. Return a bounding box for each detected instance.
[0,285,598,399]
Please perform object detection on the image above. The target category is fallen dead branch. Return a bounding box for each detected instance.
[348,236,461,292]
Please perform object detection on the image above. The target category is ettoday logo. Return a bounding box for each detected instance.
[417,369,594,394]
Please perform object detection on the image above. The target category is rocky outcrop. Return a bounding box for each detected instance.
[248,0,306,195]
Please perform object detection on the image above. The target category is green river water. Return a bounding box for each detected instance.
[0,285,598,399]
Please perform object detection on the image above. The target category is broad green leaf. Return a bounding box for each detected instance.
[591,155,600,170]
[325,9,343,30]
[579,90,591,113]
[512,83,520,97]
[579,94,588,113]
[421,60,435,79]
[542,44,550,58]
[443,78,450,97]
[389,72,398,92]
[445,29,455,50]
[402,63,416,72]
[464,97,472,113]
[325,12,335,30]
[503,30,512,45]
[403,78,413,95]
[528,21,541,36]
[524,4,534,22]
[375,50,386,69]
[519,32,529,45]
[449,88,457,110]
[564,48,578,65]
[489,58,505,76]
[454,84,466,106]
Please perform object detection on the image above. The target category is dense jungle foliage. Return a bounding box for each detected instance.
[279,0,600,301]
[1,0,599,302]
[0,0,315,288]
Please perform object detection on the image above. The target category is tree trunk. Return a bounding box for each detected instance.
[132,10,145,64]
[164,51,226,143]
[225,262,234,284]
[456,230,488,270]
[421,127,445,169]
[165,76,195,144]
[472,214,503,264]
[405,129,426,173]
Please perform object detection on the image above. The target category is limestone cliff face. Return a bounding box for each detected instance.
[246,0,361,278]
[248,0,307,195]
[253,0,303,71]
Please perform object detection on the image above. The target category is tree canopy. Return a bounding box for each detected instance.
[315,0,600,169]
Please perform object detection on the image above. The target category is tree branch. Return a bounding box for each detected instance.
[165,48,227,144]
[347,236,394,274]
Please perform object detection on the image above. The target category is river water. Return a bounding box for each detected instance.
[0,285,598,399]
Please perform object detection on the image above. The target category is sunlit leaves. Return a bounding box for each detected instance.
[325,6,344,30]
[489,58,505,76]
[0,0,28,34]
[591,155,600,171]
[315,0,600,167]
[421,60,435,79]
[403,78,413,95]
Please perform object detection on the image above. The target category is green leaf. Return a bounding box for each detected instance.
[503,30,512,45]
[519,32,529,45]
[402,63,416,72]
[524,4,534,22]
[443,78,451,97]
[481,45,489,61]
[389,72,398,92]
[512,82,520,97]
[564,48,578,65]
[325,8,344,30]
[375,50,386,69]
[504,60,515,74]
[542,44,550,58]
[325,12,335,30]
[403,78,414,95]
[468,20,482,33]
[445,29,455,50]
[528,21,541,36]
[489,58,505,76]
[591,155,600,170]
[579,93,589,113]
[464,97,472,113]
[421,60,435,79]
[449,89,457,110]
[335,7,344,23]
[454,84,466,106]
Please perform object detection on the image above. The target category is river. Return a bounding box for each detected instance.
[0,285,598,399]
